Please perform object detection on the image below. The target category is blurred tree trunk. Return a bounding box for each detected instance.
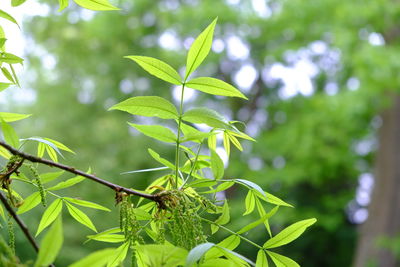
[353,96,400,267]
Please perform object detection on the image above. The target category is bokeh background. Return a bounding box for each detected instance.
[2,0,400,266]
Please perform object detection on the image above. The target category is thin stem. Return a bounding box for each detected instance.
[201,217,263,249]
[0,141,157,202]
[175,83,186,188]
[180,142,203,189]
[0,192,39,252]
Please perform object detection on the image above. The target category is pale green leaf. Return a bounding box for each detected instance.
[9,64,20,87]
[243,190,255,215]
[45,145,58,162]
[0,146,11,159]
[106,242,129,267]
[237,206,279,235]
[136,244,188,267]
[0,112,31,122]
[37,142,45,157]
[0,52,23,64]
[34,216,63,267]
[58,0,69,11]
[64,197,110,211]
[121,166,168,174]
[86,228,124,243]
[256,199,272,237]
[205,235,240,260]
[211,200,230,234]
[256,250,268,267]
[234,179,266,198]
[40,171,65,184]
[210,149,224,180]
[129,123,176,143]
[255,191,294,208]
[186,77,246,99]
[69,248,115,267]
[148,149,175,169]
[1,120,19,148]
[73,0,119,11]
[181,123,211,143]
[47,175,85,191]
[43,138,75,154]
[202,181,234,194]
[0,203,5,220]
[66,203,97,232]
[36,199,63,236]
[267,251,300,267]
[132,208,152,220]
[110,96,178,119]
[217,246,254,266]
[185,242,215,267]
[1,67,15,83]
[223,131,230,157]
[182,107,230,129]
[125,56,182,85]
[24,137,65,160]
[0,82,11,92]
[207,132,216,151]
[185,18,217,80]
[0,10,19,27]
[263,218,317,249]
[17,192,41,214]
[11,0,27,7]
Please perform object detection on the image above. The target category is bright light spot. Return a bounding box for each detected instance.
[294,59,319,78]
[356,188,371,206]
[142,12,156,27]
[353,208,368,224]
[67,11,80,24]
[368,32,385,46]
[216,146,229,167]
[183,37,194,50]
[310,41,328,55]
[248,157,264,171]
[347,77,360,91]
[251,0,272,18]
[78,79,95,104]
[273,156,285,169]
[359,173,374,191]
[119,79,134,94]
[135,77,150,91]
[233,64,258,92]
[212,39,225,53]
[227,36,249,60]
[172,85,196,103]
[354,139,376,156]
[158,31,181,51]
[226,0,240,5]
[80,9,95,21]
[12,88,36,104]
[42,54,57,70]
[325,82,338,95]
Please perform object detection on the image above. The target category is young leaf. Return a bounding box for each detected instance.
[182,107,230,129]
[0,10,19,27]
[185,242,215,267]
[211,200,230,234]
[37,142,45,157]
[205,235,240,260]
[0,203,4,221]
[17,192,41,214]
[210,149,224,180]
[223,131,230,157]
[121,166,168,174]
[185,18,217,80]
[256,199,272,237]
[11,0,27,7]
[202,181,234,194]
[24,137,65,160]
[45,145,58,162]
[1,67,15,83]
[217,246,255,266]
[255,191,294,208]
[0,52,23,64]
[263,218,317,249]
[243,190,255,215]
[73,0,119,11]
[237,206,279,235]
[36,199,63,236]
[0,112,31,122]
[234,179,266,198]
[181,123,211,143]
[110,96,178,119]
[0,145,11,159]
[132,208,152,220]
[68,248,115,267]
[43,138,75,154]
[1,121,20,148]
[34,216,63,267]
[129,123,176,143]
[186,77,247,99]
[125,56,182,85]
[64,197,110,211]
[0,82,11,92]
[267,251,300,267]
[58,0,69,11]
[256,250,268,267]
[66,203,97,232]
[106,242,130,267]
[136,244,188,267]
[40,171,65,184]
[87,229,125,243]
[47,175,85,191]
[148,149,175,169]
[208,132,216,151]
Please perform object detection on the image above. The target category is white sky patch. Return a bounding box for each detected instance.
[227,35,249,60]
[309,40,328,55]
[158,31,181,51]
[212,38,225,53]
[368,32,385,46]
[183,37,194,50]
[216,146,229,167]
[80,9,96,21]
[233,64,258,92]
[226,0,241,5]
[172,85,196,103]
[347,77,360,91]
[251,0,272,18]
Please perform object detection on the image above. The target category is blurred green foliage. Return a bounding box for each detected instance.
[10,0,400,265]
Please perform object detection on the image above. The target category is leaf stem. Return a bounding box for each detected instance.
[180,141,203,189]
[175,83,186,188]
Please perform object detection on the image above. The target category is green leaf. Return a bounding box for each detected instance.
[210,149,224,180]
[24,137,65,160]
[188,179,217,188]
[11,0,27,7]
[0,82,11,92]
[121,166,168,174]
[223,131,230,157]
[0,112,31,122]
[66,203,97,232]
[0,146,11,159]
[136,244,188,267]
[185,18,217,80]
[37,142,45,157]
[208,132,217,151]
[256,199,272,237]
[0,202,5,221]
[58,0,69,11]
[1,67,15,83]
[267,251,299,267]
[43,138,75,154]
[237,206,279,234]
[73,0,119,11]
[86,228,124,243]
[186,77,247,99]
[45,145,58,162]
[256,250,268,267]
[181,123,211,143]
[0,10,19,27]
[211,200,230,234]
[217,246,255,266]
[106,242,129,267]
[148,149,175,169]
[125,56,182,85]
[202,181,234,194]
[182,108,230,129]
[129,123,176,143]
[1,120,19,148]
[132,208,152,220]
[68,248,115,267]
[0,53,23,64]
[47,175,85,191]
[110,96,178,119]
[205,235,240,260]
[40,171,65,184]
[263,218,317,249]
[243,190,255,215]
[17,192,41,214]
[255,191,294,208]
[9,64,20,87]
[64,197,110,211]
[185,242,215,267]
[36,199,63,236]
[234,179,266,198]
[34,216,63,267]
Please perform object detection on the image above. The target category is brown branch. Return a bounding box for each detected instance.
[0,191,39,253]
[0,141,158,202]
